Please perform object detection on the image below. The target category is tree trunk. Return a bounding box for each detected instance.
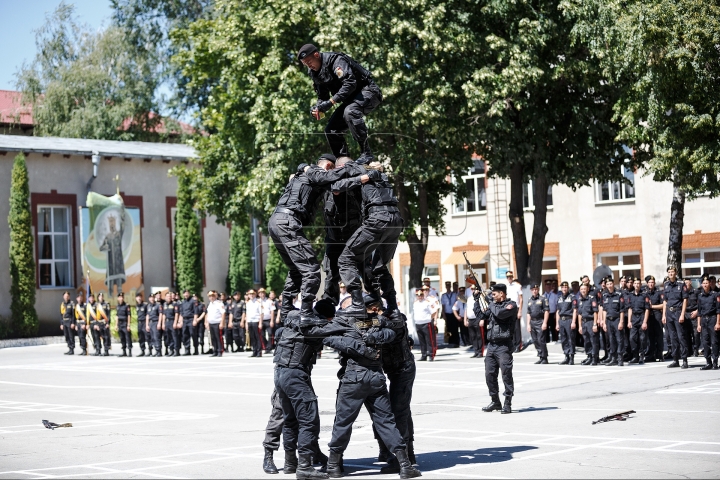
[528,174,549,284]
[508,164,529,285]
[396,175,428,292]
[666,179,685,272]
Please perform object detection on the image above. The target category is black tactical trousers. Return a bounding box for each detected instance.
[137,322,149,352]
[629,320,647,360]
[262,320,273,350]
[606,318,624,357]
[209,323,222,354]
[325,83,382,157]
[264,389,284,451]
[164,320,176,352]
[374,361,415,447]
[76,323,88,350]
[444,313,460,347]
[268,212,321,316]
[666,310,689,360]
[62,320,75,349]
[329,366,405,454]
[234,325,246,350]
[192,321,205,350]
[700,316,720,362]
[338,212,402,299]
[469,322,483,354]
[149,321,161,352]
[173,326,182,353]
[559,318,575,355]
[485,343,514,398]
[181,318,194,352]
[582,320,599,359]
[92,322,109,353]
[225,324,235,350]
[530,319,547,359]
[322,241,346,304]
[275,366,320,457]
[117,321,132,351]
[646,314,664,360]
[513,318,522,351]
[248,322,263,356]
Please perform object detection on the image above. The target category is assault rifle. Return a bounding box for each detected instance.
[592,410,636,425]
[463,251,489,312]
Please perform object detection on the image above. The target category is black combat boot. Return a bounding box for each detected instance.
[569,355,574,365]
[81,348,87,356]
[326,451,343,478]
[681,359,689,369]
[103,350,110,356]
[629,357,639,364]
[377,442,391,462]
[138,350,145,357]
[263,447,279,474]
[502,397,512,414]
[713,359,719,369]
[482,396,502,412]
[314,450,328,471]
[394,448,421,479]
[559,355,569,365]
[128,348,132,357]
[342,290,366,318]
[700,362,713,370]
[581,355,592,365]
[539,358,548,364]
[591,356,599,366]
[667,360,680,368]
[356,150,374,165]
[193,346,199,355]
[296,454,328,479]
[617,357,624,367]
[283,450,298,474]
[639,355,645,365]
[120,349,127,357]
[381,456,400,474]
[64,348,73,355]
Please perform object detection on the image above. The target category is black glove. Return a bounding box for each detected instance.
[366,169,381,182]
[296,163,309,174]
[316,100,333,113]
[362,346,380,360]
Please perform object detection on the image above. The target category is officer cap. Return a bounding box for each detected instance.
[297,44,318,60]
[571,280,579,286]
[339,282,345,288]
[560,281,569,287]
[257,288,266,293]
[492,284,507,293]
[183,289,190,293]
[232,290,241,296]
[710,275,717,282]
[530,284,539,289]
[701,275,710,281]
[247,289,256,294]
[666,265,677,272]
[313,298,336,319]
[645,275,654,282]
[318,153,337,164]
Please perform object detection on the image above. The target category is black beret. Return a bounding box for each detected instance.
[297,44,318,60]
[313,298,336,319]
[492,284,506,293]
[645,275,654,282]
[530,284,540,289]
[318,153,337,164]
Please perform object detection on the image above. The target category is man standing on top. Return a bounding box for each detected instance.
[298,44,382,163]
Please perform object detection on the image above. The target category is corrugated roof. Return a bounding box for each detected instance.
[0,134,196,161]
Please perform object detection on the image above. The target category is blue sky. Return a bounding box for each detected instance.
[0,0,113,91]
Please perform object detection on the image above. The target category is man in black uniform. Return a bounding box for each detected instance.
[298,44,383,163]
[74,294,89,356]
[526,284,549,364]
[115,293,132,357]
[663,266,689,369]
[332,163,402,317]
[600,278,626,366]
[160,292,178,356]
[684,278,700,357]
[59,291,75,355]
[556,281,576,365]
[172,292,183,356]
[321,157,363,305]
[179,290,197,356]
[147,294,162,357]
[228,291,246,353]
[644,276,665,362]
[477,284,517,414]
[576,284,599,365]
[697,276,720,370]
[135,293,150,356]
[268,154,353,323]
[626,278,650,364]
[192,293,207,354]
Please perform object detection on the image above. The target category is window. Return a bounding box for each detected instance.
[458,263,487,289]
[453,160,487,214]
[541,256,558,285]
[37,206,72,288]
[595,164,635,203]
[523,181,554,209]
[682,249,720,278]
[597,252,641,283]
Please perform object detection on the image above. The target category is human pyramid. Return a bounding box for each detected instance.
[261,45,421,479]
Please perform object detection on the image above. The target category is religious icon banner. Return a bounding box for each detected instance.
[80,193,143,306]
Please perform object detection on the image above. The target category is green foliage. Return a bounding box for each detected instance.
[265,242,288,296]
[9,153,39,338]
[16,3,163,141]
[175,172,204,295]
[570,0,720,198]
[228,223,253,294]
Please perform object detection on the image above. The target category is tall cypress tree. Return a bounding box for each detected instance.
[9,153,38,337]
[174,173,203,294]
[265,242,288,296]
[228,223,253,294]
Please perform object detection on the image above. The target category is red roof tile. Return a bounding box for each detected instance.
[0,90,33,126]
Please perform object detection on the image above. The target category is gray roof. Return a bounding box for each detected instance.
[0,134,196,161]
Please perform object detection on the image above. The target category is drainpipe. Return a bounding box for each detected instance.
[86,152,100,195]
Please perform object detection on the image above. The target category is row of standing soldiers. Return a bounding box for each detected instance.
[525,268,720,369]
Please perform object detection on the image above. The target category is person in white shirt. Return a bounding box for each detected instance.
[505,271,524,352]
[464,285,484,358]
[414,289,437,361]
[422,277,439,298]
[338,282,350,308]
[258,288,275,354]
[245,289,264,357]
[205,291,226,357]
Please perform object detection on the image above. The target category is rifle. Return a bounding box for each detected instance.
[592,410,635,425]
[462,252,489,312]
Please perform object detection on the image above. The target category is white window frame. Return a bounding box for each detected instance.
[595,163,636,204]
[596,252,642,281]
[452,160,487,216]
[541,256,559,280]
[681,249,720,277]
[523,181,554,211]
[37,205,73,289]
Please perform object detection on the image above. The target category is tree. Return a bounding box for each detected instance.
[462,0,634,285]
[265,242,288,296]
[175,172,204,294]
[16,3,164,141]
[228,223,253,294]
[9,153,39,338]
[172,0,475,292]
[571,0,720,272]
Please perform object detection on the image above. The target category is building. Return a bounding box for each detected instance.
[0,134,234,334]
[391,157,720,313]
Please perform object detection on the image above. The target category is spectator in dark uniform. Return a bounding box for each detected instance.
[441,281,459,347]
[626,278,650,364]
[663,266,689,369]
[134,293,150,357]
[599,278,626,366]
[696,276,720,370]
[114,293,132,357]
[192,293,207,354]
[645,276,665,362]
[576,284,600,365]
[684,278,700,357]
[556,281,575,364]
[526,284,549,364]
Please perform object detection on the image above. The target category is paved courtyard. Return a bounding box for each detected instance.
[0,342,718,479]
